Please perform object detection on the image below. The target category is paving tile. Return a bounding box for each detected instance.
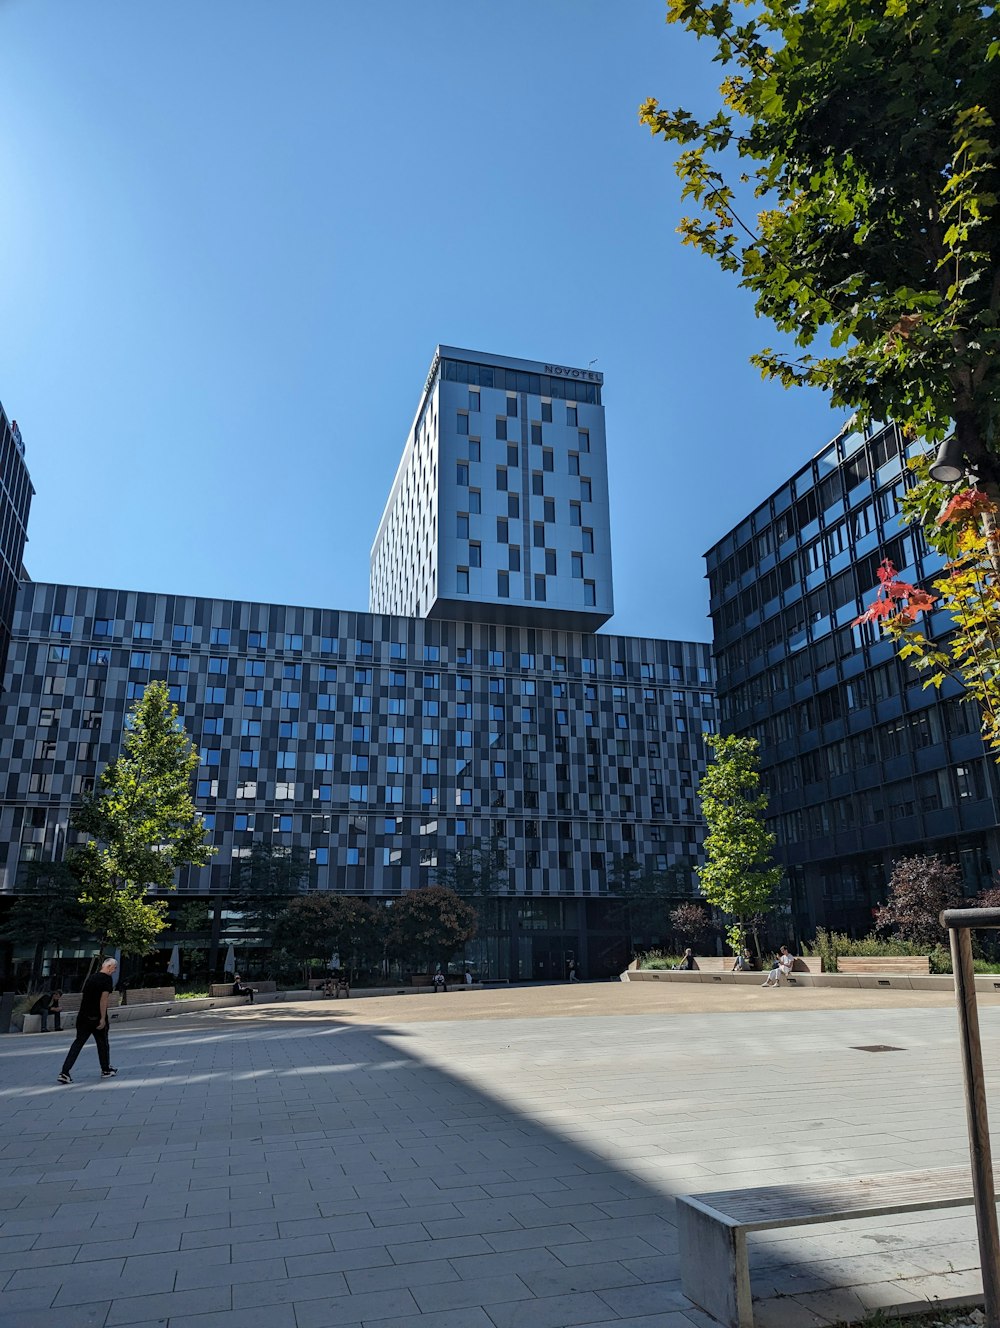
[167,1306,298,1328]
[411,1272,534,1313]
[484,1290,616,1327]
[105,1286,233,1324]
[368,1310,495,1328]
[291,1288,419,1327]
[175,1254,287,1291]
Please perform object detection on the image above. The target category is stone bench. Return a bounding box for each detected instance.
[837,956,930,975]
[678,1165,988,1328]
[208,980,278,997]
[59,986,175,1013]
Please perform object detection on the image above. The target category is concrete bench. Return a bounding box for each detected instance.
[678,1166,985,1328]
[837,956,930,975]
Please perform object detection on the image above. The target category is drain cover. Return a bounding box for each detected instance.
[851,1045,905,1053]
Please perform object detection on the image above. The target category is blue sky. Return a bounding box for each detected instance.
[0,0,839,643]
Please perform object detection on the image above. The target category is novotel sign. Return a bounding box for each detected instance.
[544,363,603,383]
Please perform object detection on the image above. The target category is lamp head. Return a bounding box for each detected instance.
[929,437,965,485]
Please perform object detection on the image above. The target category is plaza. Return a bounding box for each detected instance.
[1,983,997,1328]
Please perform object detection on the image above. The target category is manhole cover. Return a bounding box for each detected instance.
[851,1045,905,1053]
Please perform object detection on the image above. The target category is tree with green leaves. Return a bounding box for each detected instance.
[0,860,87,985]
[640,1,1000,470]
[229,841,310,939]
[696,734,783,954]
[387,886,478,974]
[71,680,216,957]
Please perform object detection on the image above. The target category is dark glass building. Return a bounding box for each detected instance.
[706,420,1000,937]
[0,581,714,979]
[0,399,33,693]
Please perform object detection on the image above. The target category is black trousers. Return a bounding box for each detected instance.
[61,1016,111,1075]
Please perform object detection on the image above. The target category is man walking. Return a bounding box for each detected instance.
[58,957,118,1084]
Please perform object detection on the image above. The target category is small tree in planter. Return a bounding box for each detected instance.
[876,854,965,949]
[387,886,477,978]
[72,681,216,964]
[697,734,783,956]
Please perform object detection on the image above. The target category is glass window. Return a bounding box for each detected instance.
[169,654,190,671]
[248,631,267,649]
[93,618,113,637]
[173,624,192,643]
[534,575,546,601]
[457,412,469,435]
[51,615,73,633]
[89,648,110,666]
[541,401,552,422]
[210,627,230,646]
[456,568,470,594]
[133,620,153,640]
[457,462,469,486]
[457,513,469,539]
[284,633,303,650]
[470,488,481,513]
[498,571,510,597]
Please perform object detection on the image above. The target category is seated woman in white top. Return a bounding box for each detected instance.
[761,946,795,987]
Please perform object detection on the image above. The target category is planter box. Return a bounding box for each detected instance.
[410,975,433,986]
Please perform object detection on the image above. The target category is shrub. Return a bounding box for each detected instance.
[805,928,952,973]
[637,949,684,970]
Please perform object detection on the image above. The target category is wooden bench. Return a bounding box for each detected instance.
[837,956,930,975]
[678,1166,983,1328]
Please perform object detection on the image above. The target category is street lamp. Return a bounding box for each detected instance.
[929,437,966,484]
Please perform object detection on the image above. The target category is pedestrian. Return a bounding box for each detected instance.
[732,948,753,972]
[761,946,795,988]
[568,960,579,983]
[48,989,62,1032]
[30,991,53,1032]
[58,958,118,1083]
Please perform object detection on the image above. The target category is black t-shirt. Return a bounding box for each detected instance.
[78,972,114,1021]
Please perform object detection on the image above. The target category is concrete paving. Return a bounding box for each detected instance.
[2,981,998,1328]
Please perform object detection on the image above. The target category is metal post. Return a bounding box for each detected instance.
[943,908,1000,1327]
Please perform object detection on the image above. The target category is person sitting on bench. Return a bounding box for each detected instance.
[232,973,255,1004]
